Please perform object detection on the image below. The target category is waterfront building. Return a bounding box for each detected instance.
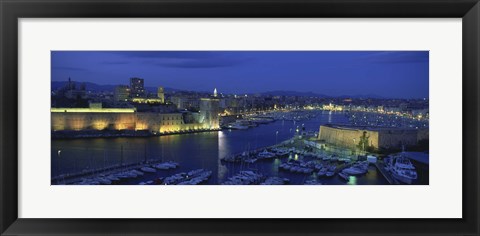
[318,124,428,151]
[129,77,145,97]
[51,105,219,133]
[114,85,130,102]
[51,107,136,131]
[199,94,220,129]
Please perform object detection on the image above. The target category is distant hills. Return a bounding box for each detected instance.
[259,90,329,98]
[51,81,385,99]
[338,94,385,99]
[259,90,384,99]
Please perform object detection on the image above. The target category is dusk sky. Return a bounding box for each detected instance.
[51,51,429,99]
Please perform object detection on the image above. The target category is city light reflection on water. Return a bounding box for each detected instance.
[347,176,357,185]
[272,158,281,172]
[217,131,228,181]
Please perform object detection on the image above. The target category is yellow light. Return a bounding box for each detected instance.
[92,120,109,130]
[135,121,149,130]
[131,98,163,104]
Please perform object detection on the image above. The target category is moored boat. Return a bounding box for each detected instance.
[140,167,156,173]
[385,154,418,184]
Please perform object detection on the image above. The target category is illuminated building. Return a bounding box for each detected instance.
[318,124,428,151]
[377,106,384,113]
[131,98,163,104]
[51,107,136,131]
[114,85,130,102]
[51,106,220,133]
[199,90,220,129]
[157,87,165,103]
[129,77,145,97]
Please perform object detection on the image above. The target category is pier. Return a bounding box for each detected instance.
[52,159,168,185]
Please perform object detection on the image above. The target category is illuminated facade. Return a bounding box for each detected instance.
[131,98,163,104]
[51,107,219,133]
[114,85,130,102]
[199,97,220,129]
[157,87,165,103]
[51,109,136,131]
[318,124,428,151]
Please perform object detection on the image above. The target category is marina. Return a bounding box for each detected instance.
[52,111,428,185]
[52,160,180,185]
[49,51,429,186]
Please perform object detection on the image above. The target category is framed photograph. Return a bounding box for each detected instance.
[1,0,479,235]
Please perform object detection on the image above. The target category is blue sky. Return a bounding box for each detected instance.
[51,51,429,98]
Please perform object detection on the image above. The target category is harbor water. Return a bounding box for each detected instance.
[51,111,389,185]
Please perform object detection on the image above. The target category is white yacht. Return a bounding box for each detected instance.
[342,162,369,175]
[386,154,418,184]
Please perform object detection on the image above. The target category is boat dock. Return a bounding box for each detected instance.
[52,159,168,185]
[374,161,398,185]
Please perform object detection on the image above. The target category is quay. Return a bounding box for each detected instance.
[52,159,168,185]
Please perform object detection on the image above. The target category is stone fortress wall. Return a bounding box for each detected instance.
[318,124,428,150]
[51,107,219,133]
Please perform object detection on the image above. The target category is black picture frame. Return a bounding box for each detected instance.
[1,0,479,235]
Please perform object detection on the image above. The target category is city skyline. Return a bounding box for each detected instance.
[51,50,429,185]
[52,51,429,99]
